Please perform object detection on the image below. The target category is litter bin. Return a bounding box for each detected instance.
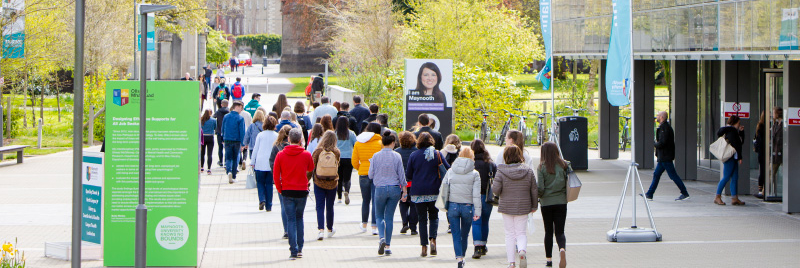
[262,57,268,67]
[558,116,588,170]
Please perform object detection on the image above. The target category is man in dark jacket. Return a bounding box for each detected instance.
[222,101,246,183]
[377,113,398,149]
[213,100,230,166]
[335,102,360,134]
[349,95,370,125]
[359,104,380,133]
[645,111,689,201]
[414,114,444,150]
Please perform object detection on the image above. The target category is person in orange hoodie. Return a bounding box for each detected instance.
[352,122,384,235]
[273,128,315,260]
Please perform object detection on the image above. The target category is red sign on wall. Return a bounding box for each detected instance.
[723,102,750,119]
[788,108,800,126]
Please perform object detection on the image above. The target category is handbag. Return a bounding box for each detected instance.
[435,174,450,211]
[485,164,499,206]
[526,213,537,235]
[565,162,582,202]
[245,168,257,189]
[437,151,448,180]
[709,136,736,162]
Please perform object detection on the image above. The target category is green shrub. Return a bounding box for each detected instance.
[235,34,282,57]
[1,108,24,138]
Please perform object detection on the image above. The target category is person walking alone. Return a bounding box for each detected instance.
[439,148,481,268]
[537,142,569,268]
[251,117,279,211]
[273,128,315,260]
[335,117,357,204]
[369,132,408,256]
[352,123,384,235]
[470,139,496,259]
[395,131,419,235]
[406,132,450,257]
[645,111,690,201]
[493,145,537,268]
[200,109,217,175]
[311,131,341,241]
[715,115,746,206]
[222,101,246,184]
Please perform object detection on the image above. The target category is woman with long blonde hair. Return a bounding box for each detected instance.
[312,131,341,240]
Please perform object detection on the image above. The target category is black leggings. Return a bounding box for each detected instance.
[337,158,353,199]
[541,204,567,258]
[201,135,215,169]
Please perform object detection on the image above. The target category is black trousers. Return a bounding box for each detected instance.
[757,152,765,188]
[414,201,439,245]
[337,158,353,199]
[541,204,567,258]
[201,135,215,169]
[216,133,224,164]
[399,194,418,231]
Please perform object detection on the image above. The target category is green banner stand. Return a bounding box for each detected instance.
[103,81,199,267]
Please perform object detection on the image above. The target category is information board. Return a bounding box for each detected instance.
[82,152,103,245]
[404,59,454,137]
[103,81,199,267]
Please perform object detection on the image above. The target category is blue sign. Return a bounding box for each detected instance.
[2,0,25,59]
[537,0,551,91]
[605,0,632,106]
[779,8,799,50]
[137,13,155,51]
[536,57,552,91]
[82,153,104,244]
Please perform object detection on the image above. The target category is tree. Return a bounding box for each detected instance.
[405,0,543,74]
[206,29,231,66]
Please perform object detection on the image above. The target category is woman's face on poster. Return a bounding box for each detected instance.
[421,68,438,90]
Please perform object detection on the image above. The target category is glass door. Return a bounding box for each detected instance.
[764,73,783,202]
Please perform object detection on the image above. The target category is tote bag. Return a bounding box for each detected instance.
[709,137,736,163]
[566,163,582,202]
[245,168,257,189]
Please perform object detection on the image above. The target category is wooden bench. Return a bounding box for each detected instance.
[0,145,30,164]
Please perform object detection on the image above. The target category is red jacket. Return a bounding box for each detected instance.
[273,144,314,193]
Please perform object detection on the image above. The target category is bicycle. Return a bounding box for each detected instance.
[564,106,587,116]
[496,109,518,146]
[513,108,536,145]
[532,112,550,146]
[620,116,631,152]
[473,108,494,142]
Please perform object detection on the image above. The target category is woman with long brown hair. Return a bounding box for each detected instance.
[307,123,325,153]
[200,109,217,174]
[469,139,496,258]
[537,142,568,268]
[272,93,289,113]
[321,114,334,132]
[497,130,533,168]
[335,117,358,204]
[312,131,341,240]
[715,115,746,206]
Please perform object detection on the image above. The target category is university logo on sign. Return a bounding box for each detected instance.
[113,89,130,106]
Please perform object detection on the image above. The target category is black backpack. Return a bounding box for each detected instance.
[298,117,309,148]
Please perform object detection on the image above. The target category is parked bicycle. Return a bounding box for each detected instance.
[497,109,517,145]
[620,115,631,151]
[473,108,494,142]
[565,106,587,116]
[532,112,550,146]
[513,108,534,145]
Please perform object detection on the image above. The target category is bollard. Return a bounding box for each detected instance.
[37,118,42,149]
[5,97,10,137]
[88,105,94,146]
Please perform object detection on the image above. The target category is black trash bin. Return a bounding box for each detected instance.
[262,57,268,67]
[558,116,588,170]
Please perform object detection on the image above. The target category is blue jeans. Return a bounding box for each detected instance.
[646,161,689,197]
[282,195,307,256]
[278,195,288,234]
[717,158,739,195]
[359,176,376,226]
[471,195,492,246]
[224,141,241,178]
[374,185,402,245]
[447,203,474,258]
[255,170,273,209]
[314,185,336,230]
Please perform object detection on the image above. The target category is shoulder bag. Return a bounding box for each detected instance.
[485,163,499,206]
[709,136,736,162]
[565,162,582,202]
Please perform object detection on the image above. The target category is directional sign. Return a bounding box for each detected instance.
[723,102,750,118]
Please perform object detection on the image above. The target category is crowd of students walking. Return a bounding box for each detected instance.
[199,93,571,268]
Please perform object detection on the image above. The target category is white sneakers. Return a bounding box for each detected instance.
[327,228,336,238]
[228,173,234,184]
[318,228,336,240]
[317,231,324,241]
[358,225,367,233]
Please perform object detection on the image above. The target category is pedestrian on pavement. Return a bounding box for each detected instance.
[359,104,380,133]
[307,124,324,160]
[295,101,313,144]
[470,139,496,259]
[312,131,341,241]
[321,114,334,132]
[493,145,538,268]
[335,117,357,204]
[243,110,266,163]
[231,77,246,102]
[272,94,290,114]
[181,73,193,80]
[213,100,230,167]
[222,101,246,184]
[537,142,568,268]
[377,114,397,147]
[213,78,230,111]
[200,109,217,174]
[770,107,783,194]
[273,128,315,260]
[645,111,690,201]
[216,65,225,79]
[414,114,444,150]
[230,58,237,72]
[497,130,533,168]
[336,102,360,134]
[406,132,450,257]
[395,131,419,236]
[311,97,338,124]
[442,134,461,166]
[352,123,384,235]
[715,115,746,206]
[203,65,213,92]
[209,77,220,112]
[276,111,298,131]
[439,148,481,268]
[239,102,253,170]
[369,131,408,256]
[251,117,279,212]
[349,95,370,126]
[270,125,294,238]
[244,93,262,117]
[754,111,766,199]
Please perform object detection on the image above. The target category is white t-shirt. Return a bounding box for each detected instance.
[496,147,535,169]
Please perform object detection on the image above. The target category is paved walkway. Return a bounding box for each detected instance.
[1,143,799,267]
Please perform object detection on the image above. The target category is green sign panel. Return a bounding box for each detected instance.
[103,81,199,266]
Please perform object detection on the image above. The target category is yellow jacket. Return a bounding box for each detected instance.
[352,133,383,176]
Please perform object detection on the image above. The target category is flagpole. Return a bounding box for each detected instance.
[628,0,635,163]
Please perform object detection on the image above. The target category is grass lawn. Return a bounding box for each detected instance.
[286,77,341,98]
[2,107,91,160]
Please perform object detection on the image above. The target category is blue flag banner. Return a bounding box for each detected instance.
[605,0,632,106]
[537,0,551,91]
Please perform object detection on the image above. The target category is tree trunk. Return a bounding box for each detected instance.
[22,78,27,128]
[56,85,61,122]
[40,84,44,123]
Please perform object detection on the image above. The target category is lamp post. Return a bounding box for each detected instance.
[72,0,85,267]
[136,4,175,268]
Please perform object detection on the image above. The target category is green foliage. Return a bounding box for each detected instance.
[1,108,24,138]
[206,30,232,66]
[235,34,282,57]
[553,78,598,142]
[405,0,543,74]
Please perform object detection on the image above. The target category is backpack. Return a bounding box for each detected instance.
[232,83,243,98]
[315,150,339,180]
[217,86,227,100]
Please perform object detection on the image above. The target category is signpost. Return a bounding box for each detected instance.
[723,102,751,118]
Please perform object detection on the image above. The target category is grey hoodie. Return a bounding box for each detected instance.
[492,163,538,215]
[439,157,482,217]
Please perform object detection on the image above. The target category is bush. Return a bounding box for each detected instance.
[1,108,24,138]
[235,34,282,57]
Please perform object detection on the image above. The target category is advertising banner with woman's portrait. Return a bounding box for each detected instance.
[404,59,454,137]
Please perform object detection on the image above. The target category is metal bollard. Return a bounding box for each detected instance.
[37,118,42,149]
[88,105,94,146]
